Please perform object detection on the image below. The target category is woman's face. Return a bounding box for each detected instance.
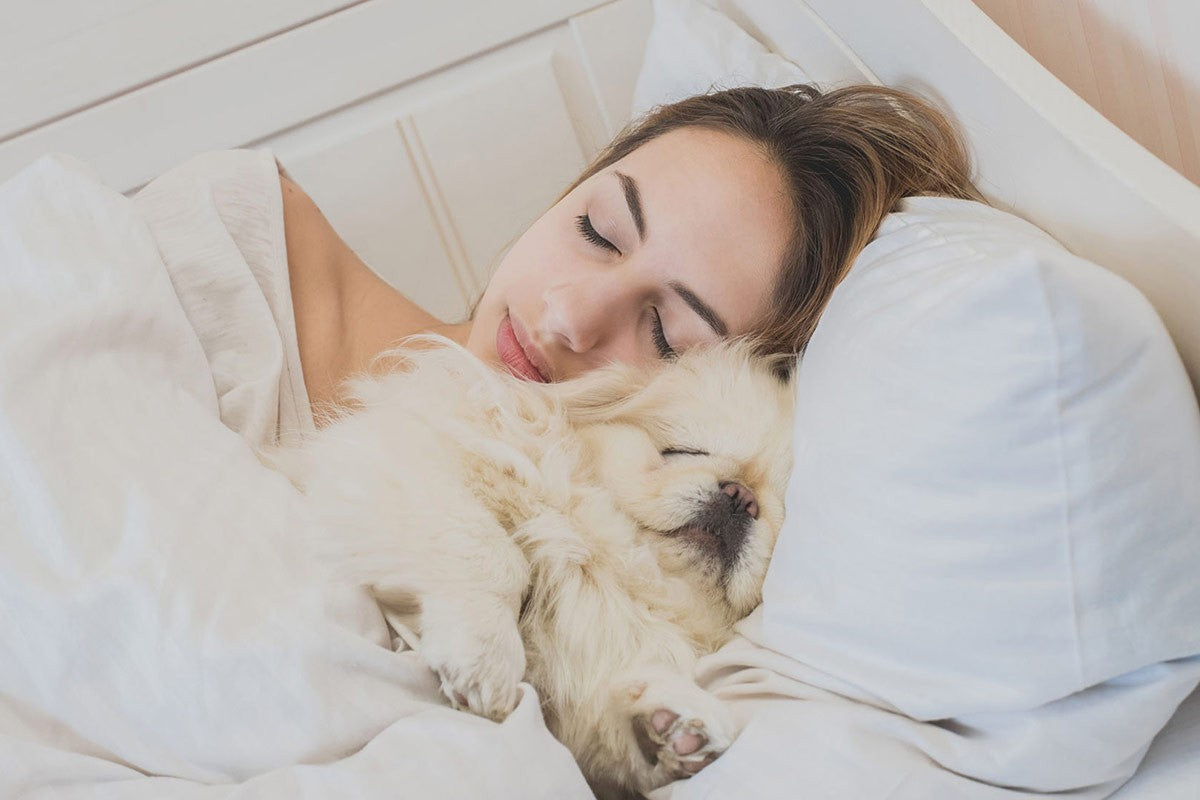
[466,127,793,382]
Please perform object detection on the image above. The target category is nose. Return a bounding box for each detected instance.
[541,272,640,361]
[719,481,758,519]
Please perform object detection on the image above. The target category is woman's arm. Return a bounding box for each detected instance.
[280,174,451,415]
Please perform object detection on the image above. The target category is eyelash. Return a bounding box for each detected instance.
[651,307,676,360]
[575,212,675,360]
[575,214,620,254]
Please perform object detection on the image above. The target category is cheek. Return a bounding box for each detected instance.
[467,228,550,353]
[485,219,567,304]
[588,429,687,525]
[621,464,715,529]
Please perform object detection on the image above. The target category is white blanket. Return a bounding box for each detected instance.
[0,154,594,799]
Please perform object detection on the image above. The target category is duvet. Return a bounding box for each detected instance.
[0,154,594,799]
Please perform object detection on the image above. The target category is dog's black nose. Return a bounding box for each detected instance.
[718,481,758,519]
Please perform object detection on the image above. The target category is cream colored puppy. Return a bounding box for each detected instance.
[268,337,794,797]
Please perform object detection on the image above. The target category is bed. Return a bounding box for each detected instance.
[1,0,1197,797]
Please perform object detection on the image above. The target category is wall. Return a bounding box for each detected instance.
[971,0,1199,185]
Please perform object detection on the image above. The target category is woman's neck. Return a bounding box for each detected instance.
[427,320,472,347]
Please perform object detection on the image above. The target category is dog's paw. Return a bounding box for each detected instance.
[418,597,526,721]
[629,678,734,782]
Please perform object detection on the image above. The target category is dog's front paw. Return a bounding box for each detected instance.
[418,596,526,721]
[629,678,735,783]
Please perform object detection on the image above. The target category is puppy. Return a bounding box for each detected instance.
[267,337,795,797]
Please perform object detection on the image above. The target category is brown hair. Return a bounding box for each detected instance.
[562,83,984,358]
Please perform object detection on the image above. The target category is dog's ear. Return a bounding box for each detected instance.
[555,340,797,421]
[767,351,798,384]
[554,360,655,424]
[718,336,797,386]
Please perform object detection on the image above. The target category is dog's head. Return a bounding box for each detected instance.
[559,340,795,621]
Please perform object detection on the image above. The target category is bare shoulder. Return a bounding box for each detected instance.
[279,173,352,414]
[278,173,453,419]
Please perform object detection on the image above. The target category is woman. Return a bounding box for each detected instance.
[0,82,989,798]
[286,84,983,415]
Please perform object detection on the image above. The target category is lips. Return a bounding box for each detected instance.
[496,314,548,382]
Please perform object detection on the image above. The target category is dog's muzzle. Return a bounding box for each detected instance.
[670,481,757,570]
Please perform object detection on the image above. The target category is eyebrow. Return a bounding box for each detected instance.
[611,171,726,337]
[670,280,728,337]
[615,171,646,242]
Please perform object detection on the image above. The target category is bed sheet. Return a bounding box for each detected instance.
[1110,686,1200,799]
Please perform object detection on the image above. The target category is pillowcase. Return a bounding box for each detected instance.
[631,0,810,118]
[770,195,1200,709]
[754,196,1200,786]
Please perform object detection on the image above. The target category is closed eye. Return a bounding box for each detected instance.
[576,214,620,254]
[661,447,710,457]
[650,307,676,360]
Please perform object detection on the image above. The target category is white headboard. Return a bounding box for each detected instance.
[0,0,651,323]
[3,0,1197,394]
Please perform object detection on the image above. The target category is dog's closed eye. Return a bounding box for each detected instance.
[660,447,709,458]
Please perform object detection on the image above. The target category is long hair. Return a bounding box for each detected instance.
[559,84,984,356]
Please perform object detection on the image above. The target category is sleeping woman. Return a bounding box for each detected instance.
[0,83,984,797]
[285,84,983,414]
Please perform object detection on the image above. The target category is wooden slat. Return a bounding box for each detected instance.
[723,0,876,87]
[566,0,655,138]
[0,0,606,194]
[282,122,474,322]
[255,11,643,320]
[410,57,588,290]
[0,0,359,141]
[0,0,148,52]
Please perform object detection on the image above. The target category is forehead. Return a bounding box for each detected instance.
[606,127,794,334]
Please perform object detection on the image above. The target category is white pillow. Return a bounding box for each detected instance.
[631,0,810,119]
[754,197,1200,784]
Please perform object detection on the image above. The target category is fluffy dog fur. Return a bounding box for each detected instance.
[267,337,794,797]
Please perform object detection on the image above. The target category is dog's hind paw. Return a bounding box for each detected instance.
[633,710,722,776]
[630,680,734,781]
